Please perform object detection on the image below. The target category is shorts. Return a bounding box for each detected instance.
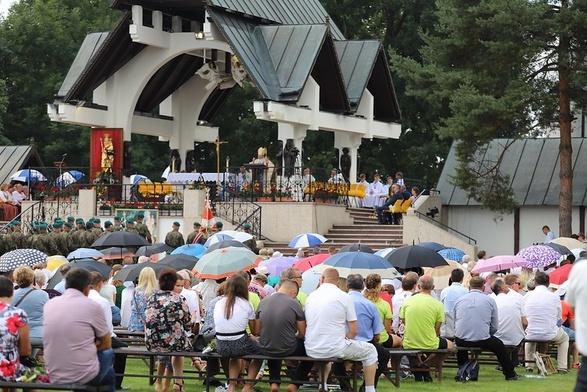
[216,335,261,357]
[562,326,576,340]
[338,339,378,367]
[157,355,173,371]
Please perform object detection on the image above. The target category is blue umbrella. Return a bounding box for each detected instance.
[375,247,396,258]
[288,233,328,248]
[437,248,466,262]
[204,233,237,247]
[130,174,150,185]
[415,242,446,252]
[67,248,104,260]
[10,169,46,182]
[171,244,207,258]
[56,170,84,188]
[315,252,399,279]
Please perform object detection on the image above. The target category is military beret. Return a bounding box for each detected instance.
[137,213,145,219]
[67,216,75,222]
[193,222,201,227]
[173,221,181,227]
[76,218,84,224]
[127,219,135,224]
[86,221,94,229]
[104,221,113,227]
[114,216,122,222]
[39,223,48,230]
[54,217,62,222]
[64,222,73,228]
[94,218,101,224]
[243,223,251,229]
[12,221,21,226]
[88,218,95,223]
[215,221,223,228]
[53,222,63,229]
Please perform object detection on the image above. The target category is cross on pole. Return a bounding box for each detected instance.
[208,137,228,193]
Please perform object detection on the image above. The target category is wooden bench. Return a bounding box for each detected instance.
[0,381,110,391]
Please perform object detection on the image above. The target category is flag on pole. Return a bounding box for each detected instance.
[202,198,216,229]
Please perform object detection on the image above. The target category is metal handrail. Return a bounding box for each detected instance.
[412,209,477,245]
[214,196,267,241]
[0,200,44,234]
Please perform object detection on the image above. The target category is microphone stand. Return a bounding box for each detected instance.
[56,154,66,218]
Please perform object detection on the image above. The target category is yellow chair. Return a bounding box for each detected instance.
[389,199,404,213]
[348,184,367,198]
[400,199,412,213]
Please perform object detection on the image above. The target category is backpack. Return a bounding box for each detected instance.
[455,359,479,382]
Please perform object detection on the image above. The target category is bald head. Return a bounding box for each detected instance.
[322,267,340,284]
[418,275,434,292]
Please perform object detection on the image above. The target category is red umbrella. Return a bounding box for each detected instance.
[293,254,331,272]
[549,264,573,285]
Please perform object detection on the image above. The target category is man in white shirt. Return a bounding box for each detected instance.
[524,271,569,373]
[542,225,556,243]
[440,268,469,338]
[305,268,378,392]
[195,279,220,310]
[492,279,527,367]
[119,283,134,329]
[177,270,202,326]
[392,272,418,332]
[565,259,587,389]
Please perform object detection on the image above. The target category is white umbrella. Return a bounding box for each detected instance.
[130,174,150,185]
[161,166,171,179]
[300,266,322,295]
[10,169,46,182]
[220,230,253,242]
[288,233,328,248]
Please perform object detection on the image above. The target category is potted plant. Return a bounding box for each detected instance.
[313,188,338,203]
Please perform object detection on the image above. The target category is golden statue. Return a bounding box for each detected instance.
[100,133,115,171]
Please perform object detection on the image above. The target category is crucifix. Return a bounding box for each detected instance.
[208,136,228,190]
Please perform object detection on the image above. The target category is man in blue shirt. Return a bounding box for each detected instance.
[454,276,521,381]
[440,268,469,338]
[332,274,391,391]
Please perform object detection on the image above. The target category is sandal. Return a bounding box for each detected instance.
[173,381,184,392]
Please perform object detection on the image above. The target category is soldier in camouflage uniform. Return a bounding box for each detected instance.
[102,221,114,236]
[63,221,73,233]
[241,223,259,253]
[164,222,185,250]
[125,219,139,234]
[134,213,153,243]
[4,221,26,251]
[83,221,98,248]
[68,219,85,252]
[186,222,203,244]
[50,222,69,256]
[113,217,124,231]
[31,222,59,256]
[91,218,104,238]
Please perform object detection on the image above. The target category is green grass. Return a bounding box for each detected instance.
[118,358,578,392]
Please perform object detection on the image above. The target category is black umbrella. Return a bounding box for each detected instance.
[135,243,173,257]
[91,231,150,248]
[205,240,248,254]
[47,259,112,289]
[415,242,447,252]
[159,254,199,270]
[543,242,572,256]
[338,243,374,254]
[385,245,449,269]
[114,263,167,282]
[0,249,47,272]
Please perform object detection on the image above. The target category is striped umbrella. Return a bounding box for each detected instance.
[314,252,399,279]
[437,248,466,262]
[288,233,328,248]
[517,245,561,268]
[193,247,262,279]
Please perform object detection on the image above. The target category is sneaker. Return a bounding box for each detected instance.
[573,363,582,370]
[506,374,522,381]
[526,368,534,373]
[422,372,433,383]
[495,365,503,371]
[558,369,570,374]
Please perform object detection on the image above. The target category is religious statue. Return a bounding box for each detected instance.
[332,148,340,171]
[340,147,351,182]
[186,150,196,173]
[283,139,299,178]
[100,133,115,172]
[170,149,182,173]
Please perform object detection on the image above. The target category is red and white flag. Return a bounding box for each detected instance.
[202,198,216,229]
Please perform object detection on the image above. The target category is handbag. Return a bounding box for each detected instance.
[189,334,207,352]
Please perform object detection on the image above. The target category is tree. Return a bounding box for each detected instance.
[394,0,587,236]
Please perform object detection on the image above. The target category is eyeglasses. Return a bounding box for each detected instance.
[293,275,303,279]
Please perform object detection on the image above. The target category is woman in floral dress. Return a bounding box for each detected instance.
[128,267,157,332]
[0,276,32,382]
[145,268,193,392]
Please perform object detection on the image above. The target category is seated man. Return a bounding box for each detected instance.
[305,268,378,392]
[492,279,527,368]
[376,184,404,224]
[454,277,520,380]
[400,275,454,382]
[43,268,115,391]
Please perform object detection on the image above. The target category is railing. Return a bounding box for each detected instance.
[1,201,45,234]
[412,209,477,245]
[215,199,264,240]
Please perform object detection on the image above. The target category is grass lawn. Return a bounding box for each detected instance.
[117,358,579,392]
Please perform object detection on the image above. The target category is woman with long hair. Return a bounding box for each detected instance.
[364,274,403,348]
[128,267,157,332]
[213,275,262,392]
[145,268,193,392]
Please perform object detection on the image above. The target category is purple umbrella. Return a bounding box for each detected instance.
[517,245,561,268]
[258,256,298,276]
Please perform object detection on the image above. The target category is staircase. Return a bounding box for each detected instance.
[263,207,405,256]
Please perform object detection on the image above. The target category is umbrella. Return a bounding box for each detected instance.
[551,237,587,250]
[0,249,47,272]
[67,248,104,260]
[171,244,206,258]
[47,258,112,288]
[549,264,573,285]
[314,252,399,279]
[205,240,248,254]
[194,247,263,279]
[374,248,396,258]
[288,233,328,248]
[415,242,446,252]
[159,254,200,270]
[571,248,586,260]
[423,260,469,290]
[292,253,331,272]
[91,231,150,248]
[10,169,46,182]
[161,166,171,179]
[517,245,561,268]
[55,170,84,188]
[100,247,134,260]
[471,255,529,274]
[543,242,572,256]
[135,243,173,257]
[258,256,298,276]
[130,174,150,185]
[221,230,254,242]
[300,266,321,295]
[385,245,449,269]
[437,248,466,262]
[338,243,374,254]
[46,255,68,271]
[113,263,167,283]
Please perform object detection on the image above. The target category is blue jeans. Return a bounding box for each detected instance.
[562,325,576,340]
[87,348,116,392]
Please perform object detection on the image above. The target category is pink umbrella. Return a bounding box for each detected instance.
[292,254,331,272]
[549,264,573,285]
[258,256,298,276]
[471,255,528,274]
